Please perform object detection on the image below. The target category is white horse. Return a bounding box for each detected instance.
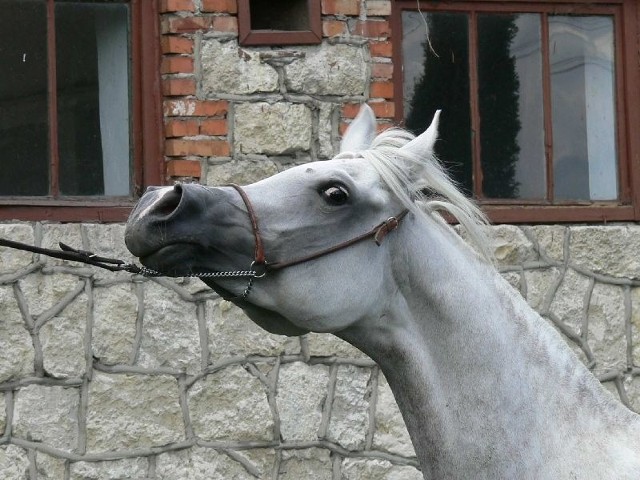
[125,105,640,479]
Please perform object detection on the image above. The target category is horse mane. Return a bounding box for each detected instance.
[361,127,494,262]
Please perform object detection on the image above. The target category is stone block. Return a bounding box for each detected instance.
[549,269,590,336]
[35,452,67,480]
[373,373,415,457]
[13,385,80,451]
[0,445,29,478]
[341,458,423,479]
[279,448,332,480]
[284,43,367,96]
[0,393,5,436]
[624,375,640,414]
[631,287,640,366]
[234,103,312,155]
[327,365,371,449]
[207,300,298,362]
[156,446,275,480]
[526,225,566,263]
[587,283,627,375]
[205,160,279,186]
[19,272,83,318]
[0,224,34,272]
[70,458,149,479]
[304,332,368,359]
[0,285,34,382]
[83,224,136,281]
[86,372,183,451]
[318,103,337,159]
[277,362,330,442]
[41,223,83,267]
[188,366,273,442]
[491,225,537,266]
[524,267,562,313]
[39,293,88,377]
[201,39,278,95]
[92,283,139,365]
[570,225,640,278]
[139,281,201,375]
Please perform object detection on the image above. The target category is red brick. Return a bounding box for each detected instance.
[370,40,392,58]
[371,63,393,79]
[161,56,194,74]
[211,15,238,33]
[166,159,202,178]
[370,80,394,99]
[322,0,359,15]
[165,119,200,138]
[160,0,195,13]
[165,16,212,33]
[352,20,390,38]
[162,77,197,96]
[161,36,194,54]
[166,139,230,157]
[322,20,347,37]
[200,119,228,136]
[201,0,238,13]
[342,103,361,119]
[164,99,229,117]
[369,101,395,118]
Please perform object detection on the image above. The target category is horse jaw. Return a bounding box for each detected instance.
[203,280,310,336]
[340,104,376,153]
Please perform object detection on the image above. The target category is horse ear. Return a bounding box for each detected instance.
[340,104,377,153]
[401,110,441,156]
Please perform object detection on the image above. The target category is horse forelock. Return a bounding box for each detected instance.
[360,127,494,263]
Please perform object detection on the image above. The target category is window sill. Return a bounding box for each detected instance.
[0,199,137,222]
[484,203,636,224]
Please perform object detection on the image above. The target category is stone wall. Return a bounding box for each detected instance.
[1,0,639,478]
[1,222,639,478]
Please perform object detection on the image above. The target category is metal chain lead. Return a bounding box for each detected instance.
[134,265,259,279]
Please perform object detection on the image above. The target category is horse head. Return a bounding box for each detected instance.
[125,105,455,336]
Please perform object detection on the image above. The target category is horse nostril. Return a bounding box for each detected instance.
[153,184,183,217]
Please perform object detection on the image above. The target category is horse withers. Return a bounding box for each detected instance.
[125,105,640,479]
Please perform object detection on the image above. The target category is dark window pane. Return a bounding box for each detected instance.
[549,16,617,201]
[0,0,49,196]
[250,0,309,31]
[56,1,131,196]
[478,14,545,199]
[403,12,472,196]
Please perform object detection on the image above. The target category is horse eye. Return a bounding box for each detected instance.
[321,185,350,205]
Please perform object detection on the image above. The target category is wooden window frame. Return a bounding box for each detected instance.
[237,0,322,46]
[0,0,163,223]
[392,0,640,223]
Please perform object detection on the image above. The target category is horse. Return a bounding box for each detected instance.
[125,105,640,479]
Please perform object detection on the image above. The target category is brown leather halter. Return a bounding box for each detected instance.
[226,183,409,276]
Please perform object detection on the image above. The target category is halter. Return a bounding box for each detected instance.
[0,184,409,300]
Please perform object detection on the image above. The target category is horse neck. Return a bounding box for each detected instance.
[338,214,637,478]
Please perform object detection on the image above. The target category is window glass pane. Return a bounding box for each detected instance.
[403,12,472,196]
[0,0,49,196]
[56,1,131,196]
[549,16,617,201]
[478,14,545,199]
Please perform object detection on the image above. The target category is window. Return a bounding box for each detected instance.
[394,0,640,222]
[238,0,321,46]
[0,0,162,221]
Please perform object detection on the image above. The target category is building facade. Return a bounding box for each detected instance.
[0,0,639,477]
